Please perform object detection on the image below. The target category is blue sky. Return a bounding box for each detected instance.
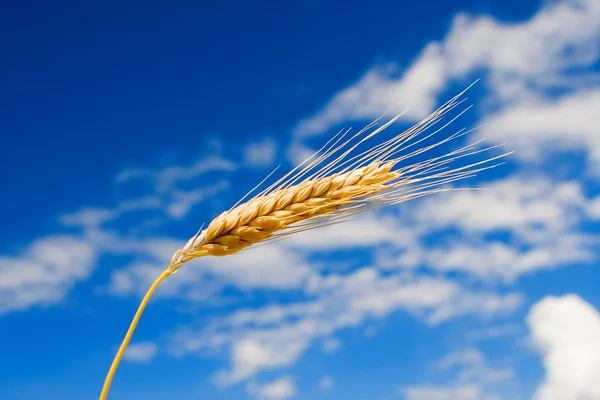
[1,0,600,399]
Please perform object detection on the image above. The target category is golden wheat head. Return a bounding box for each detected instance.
[99,85,510,399]
[167,86,508,273]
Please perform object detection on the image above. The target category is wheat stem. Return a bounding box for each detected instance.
[99,269,171,400]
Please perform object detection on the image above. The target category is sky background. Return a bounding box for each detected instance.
[1,0,600,399]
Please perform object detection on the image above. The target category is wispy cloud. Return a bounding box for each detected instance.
[319,376,334,391]
[244,137,277,168]
[60,197,162,229]
[117,155,236,193]
[479,90,600,170]
[293,0,600,141]
[401,384,483,400]
[167,265,521,384]
[380,174,598,282]
[293,45,446,138]
[467,324,521,341]
[321,337,341,354]
[166,181,229,219]
[59,208,117,229]
[401,347,514,400]
[0,235,96,315]
[246,376,298,400]
[123,341,158,363]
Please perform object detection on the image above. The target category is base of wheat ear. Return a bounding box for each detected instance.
[99,85,510,399]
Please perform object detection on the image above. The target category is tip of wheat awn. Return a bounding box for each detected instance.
[99,85,511,399]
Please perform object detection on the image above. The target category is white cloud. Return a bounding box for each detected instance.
[387,175,598,282]
[402,347,512,400]
[244,137,277,167]
[59,208,117,228]
[415,176,585,235]
[152,155,236,193]
[110,154,237,221]
[106,262,169,297]
[247,377,297,400]
[414,237,594,283]
[85,230,205,299]
[215,323,314,385]
[588,196,600,219]
[283,213,416,251]
[527,294,600,400]
[60,197,163,230]
[293,43,446,138]
[319,270,458,319]
[364,324,379,338]
[443,0,600,87]
[117,155,236,193]
[101,231,315,307]
[319,376,334,390]
[171,268,521,384]
[467,324,521,341]
[181,244,315,294]
[479,89,600,167]
[292,0,600,174]
[0,235,96,315]
[285,141,316,167]
[436,349,484,370]
[123,341,158,363]
[99,233,227,303]
[426,292,523,326]
[401,384,482,400]
[118,196,162,212]
[322,337,341,354]
[60,155,235,234]
[165,181,229,219]
[219,302,323,330]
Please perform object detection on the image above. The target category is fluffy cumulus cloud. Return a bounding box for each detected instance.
[527,294,600,400]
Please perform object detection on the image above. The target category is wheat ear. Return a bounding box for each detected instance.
[99,85,510,399]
